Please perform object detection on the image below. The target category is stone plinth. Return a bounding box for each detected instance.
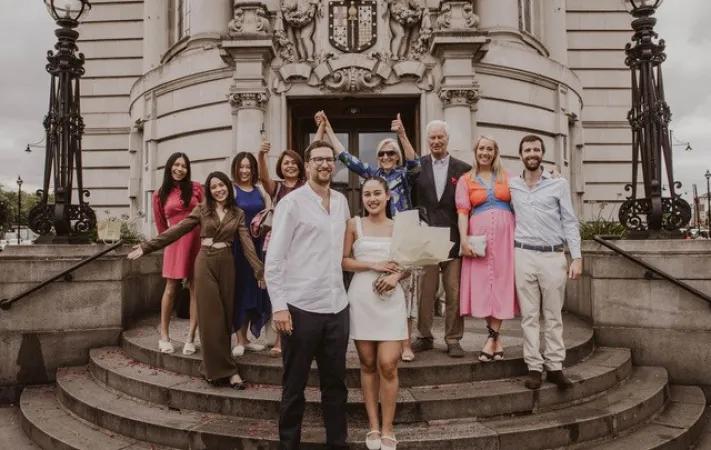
[0,245,163,402]
[565,239,711,391]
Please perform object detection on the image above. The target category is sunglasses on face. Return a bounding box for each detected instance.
[378,151,398,158]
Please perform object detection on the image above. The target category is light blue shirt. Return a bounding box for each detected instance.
[509,170,582,259]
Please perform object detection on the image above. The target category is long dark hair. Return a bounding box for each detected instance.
[231,152,259,186]
[159,152,193,208]
[276,149,306,181]
[361,176,393,219]
[204,172,236,211]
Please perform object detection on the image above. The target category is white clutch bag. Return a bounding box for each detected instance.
[461,235,487,257]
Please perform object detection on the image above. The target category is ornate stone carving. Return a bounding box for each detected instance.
[329,0,378,53]
[409,8,432,60]
[324,67,383,91]
[439,87,480,108]
[228,2,271,36]
[273,10,298,63]
[228,91,270,110]
[314,53,391,92]
[281,0,318,62]
[387,0,425,60]
[436,1,479,31]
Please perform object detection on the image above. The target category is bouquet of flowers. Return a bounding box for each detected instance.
[389,210,452,268]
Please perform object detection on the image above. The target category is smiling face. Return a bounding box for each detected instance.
[237,158,252,184]
[427,125,449,159]
[361,179,390,216]
[520,139,544,171]
[377,141,400,171]
[307,146,335,186]
[280,155,300,180]
[209,177,229,205]
[475,138,497,170]
[171,157,188,182]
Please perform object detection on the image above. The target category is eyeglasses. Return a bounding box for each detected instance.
[309,156,336,165]
[377,151,398,158]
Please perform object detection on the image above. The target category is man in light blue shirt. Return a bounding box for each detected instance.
[509,134,583,390]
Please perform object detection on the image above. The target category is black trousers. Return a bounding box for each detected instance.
[279,304,350,450]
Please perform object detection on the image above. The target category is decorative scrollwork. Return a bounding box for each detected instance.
[28,204,55,235]
[618,198,651,232]
[439,87,480,108]
[323,67,383,92]
[68,203,97,234]
[619,197,691,233]
[228,91,270,110]
[661,197,691,231]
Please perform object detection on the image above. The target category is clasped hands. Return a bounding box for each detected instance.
[370,261,403,296]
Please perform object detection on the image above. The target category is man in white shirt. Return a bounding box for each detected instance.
[266,140,350,449]
[509,134,583,390]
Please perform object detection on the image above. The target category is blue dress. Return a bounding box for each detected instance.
[232,185,270,337]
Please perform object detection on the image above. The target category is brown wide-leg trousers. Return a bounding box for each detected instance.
[193,247,239,381]
[417,258,464,344]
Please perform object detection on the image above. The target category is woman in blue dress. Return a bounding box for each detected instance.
[315,110,420,362]
[230,152,272,357]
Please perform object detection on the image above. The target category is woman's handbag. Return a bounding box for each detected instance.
[461,235,487,257]
[250,208,273,239]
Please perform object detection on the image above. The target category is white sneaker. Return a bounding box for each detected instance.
[244,342,266,352]
[182,342,197,355]
[365,430,381,450]
[231,344,245,357]
[158,339,174,354]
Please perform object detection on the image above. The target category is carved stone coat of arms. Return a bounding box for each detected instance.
[328,0,377,53]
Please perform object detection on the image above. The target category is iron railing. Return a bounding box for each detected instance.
[593,235,711,307]
[0,241,123,311]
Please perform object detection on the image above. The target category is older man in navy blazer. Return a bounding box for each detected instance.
[411,120,472,357]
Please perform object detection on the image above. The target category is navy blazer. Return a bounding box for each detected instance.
[412,154,472,259]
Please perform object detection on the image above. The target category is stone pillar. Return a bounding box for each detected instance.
[431,2,489,160]
[543,0,568,64]
[142,0,170,72]
[476,0,520,37]
[222,1,274,158]
[190,0,232,39]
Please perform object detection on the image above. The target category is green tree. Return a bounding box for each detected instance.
[0,184,42,234]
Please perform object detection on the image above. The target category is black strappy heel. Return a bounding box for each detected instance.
[478,326,499,362]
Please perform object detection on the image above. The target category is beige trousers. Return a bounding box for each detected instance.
[417,258,463,344]
[514,248,568,372]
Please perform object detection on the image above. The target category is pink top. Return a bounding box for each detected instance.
[152,181,203,279]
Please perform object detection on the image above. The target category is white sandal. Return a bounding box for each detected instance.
[381,434,398,450]
[158,339,174,354]
[365,430,381,450]
[182,342,197,355]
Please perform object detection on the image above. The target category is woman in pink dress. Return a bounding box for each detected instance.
[456,136,517,362]
[152,152,203,355]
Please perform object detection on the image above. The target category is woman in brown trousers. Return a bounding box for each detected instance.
[128,171,264,389]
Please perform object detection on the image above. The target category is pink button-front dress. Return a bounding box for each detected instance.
[455,173,518,319]
[152,181,203,279]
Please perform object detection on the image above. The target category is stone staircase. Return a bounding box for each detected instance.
[17,313,711,449]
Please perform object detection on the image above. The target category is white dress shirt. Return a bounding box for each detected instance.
[432,154,450,201]
[509,170,582,259]
[265,183,350,314]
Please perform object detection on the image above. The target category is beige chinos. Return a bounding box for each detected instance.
[418,258,463,344]
[514,247,568,372]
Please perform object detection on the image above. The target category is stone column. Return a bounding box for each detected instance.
[190,0,232,39]
[476,0,520,38]
[543,0,568,64]
[222,2,274,157]
[142,0,170,72]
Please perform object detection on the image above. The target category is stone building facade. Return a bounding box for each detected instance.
[77,0,634,235]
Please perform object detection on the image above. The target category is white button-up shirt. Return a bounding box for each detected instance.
[509,170,582,259]
[265,183,350,314]
[432,154,450,201]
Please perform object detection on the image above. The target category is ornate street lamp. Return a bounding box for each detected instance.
[618,0,691,237]
[705,170,711,228]
[28,0,96,243]
[17,176,24,244]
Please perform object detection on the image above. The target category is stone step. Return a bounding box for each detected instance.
[19,385,172,450]
[574,386,707,450]
[54,365,670,449]
[0,405,40,449]
[120,312,594,388]
[88,346,632,422]
[694,407,711,450]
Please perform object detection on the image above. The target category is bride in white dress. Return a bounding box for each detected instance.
[342,177,408,450]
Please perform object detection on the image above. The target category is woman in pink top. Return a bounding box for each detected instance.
[152,152,203,355]
[456,137,518,362]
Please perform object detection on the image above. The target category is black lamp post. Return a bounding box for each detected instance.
[28,0,96,243]
[17,176,23,244]
[618,0,691,237]
[705,169,711,228]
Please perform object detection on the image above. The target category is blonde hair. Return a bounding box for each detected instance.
[376,138,403,166]
[473,136,505,182]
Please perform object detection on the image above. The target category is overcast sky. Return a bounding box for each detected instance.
[1,1,709,202]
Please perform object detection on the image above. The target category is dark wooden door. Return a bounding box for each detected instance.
[289,97,419,214]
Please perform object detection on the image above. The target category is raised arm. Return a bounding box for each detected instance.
[316,111,346,155]
[257,140,277,197]
[392,113,417,161]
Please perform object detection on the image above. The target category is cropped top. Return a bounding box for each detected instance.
[456,173,512,216]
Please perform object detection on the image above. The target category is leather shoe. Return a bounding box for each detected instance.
[547,370,573,389]
[447,342,465,358]
[410,337,434,353]
[524,370,542,390]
